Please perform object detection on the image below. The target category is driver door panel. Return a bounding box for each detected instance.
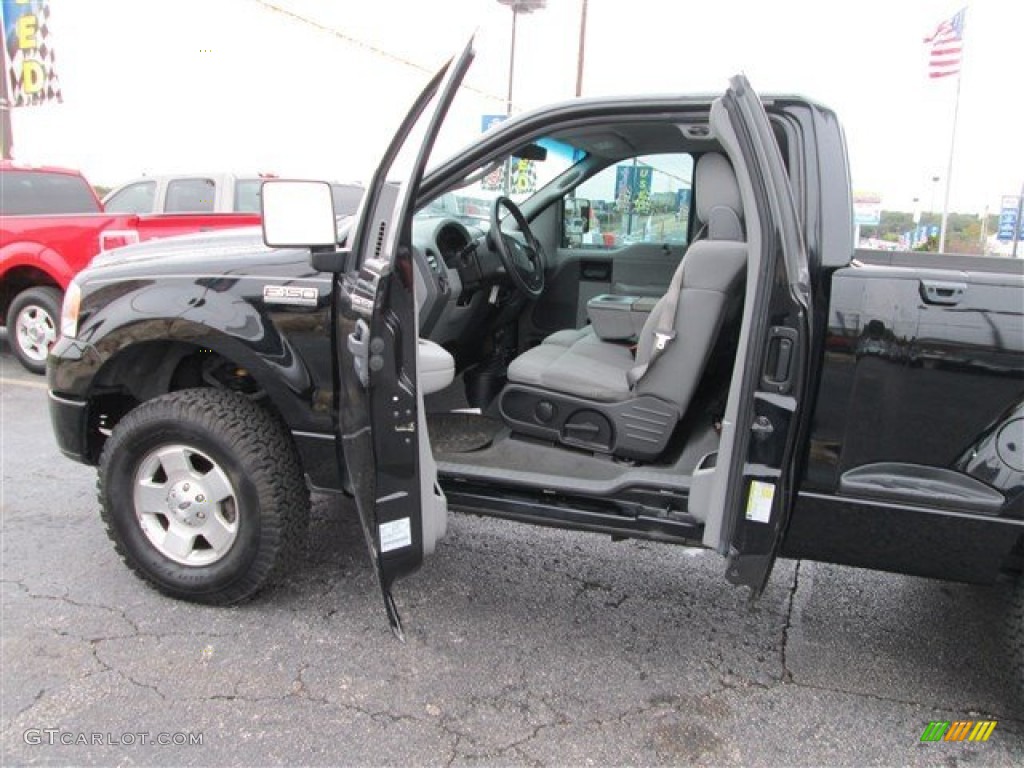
[525,244,683,345]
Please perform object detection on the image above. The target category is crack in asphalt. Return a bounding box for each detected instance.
[3,687,47,728]
[782,679,1024,724]
[4,523,1017,760]
[1,579,142,636]
[780,560,800,683]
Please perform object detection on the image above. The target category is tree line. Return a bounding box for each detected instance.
[861,211,1000,254]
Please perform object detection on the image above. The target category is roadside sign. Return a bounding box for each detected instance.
[853,192,882,226]
[614,163,652,212]
[481,114,507,133]
[997,195,1022,241]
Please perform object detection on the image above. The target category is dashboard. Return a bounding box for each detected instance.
[411,215,509,349]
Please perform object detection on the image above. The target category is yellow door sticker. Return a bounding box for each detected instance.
[745,480,775,523]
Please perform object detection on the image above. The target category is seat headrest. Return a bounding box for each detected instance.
[695,153,743,241]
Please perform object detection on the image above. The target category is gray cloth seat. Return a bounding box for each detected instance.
[542,326,594,347]
[504,152,748,445]
[506,331,634,401]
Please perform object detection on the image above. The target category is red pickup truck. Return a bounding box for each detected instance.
[0,162,259,372]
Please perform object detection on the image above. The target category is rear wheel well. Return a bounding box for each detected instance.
[86,342,278,462]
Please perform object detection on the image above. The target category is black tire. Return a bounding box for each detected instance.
[6,286,62,374]
[98,388,309,604]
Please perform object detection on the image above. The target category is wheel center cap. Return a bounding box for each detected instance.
[166,480,210,527]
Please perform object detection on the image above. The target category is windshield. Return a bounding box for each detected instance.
[419,137,586,228]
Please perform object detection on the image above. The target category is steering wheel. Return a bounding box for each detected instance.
[490,196,546,299]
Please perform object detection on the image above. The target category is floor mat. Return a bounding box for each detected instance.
[428,412,505,454]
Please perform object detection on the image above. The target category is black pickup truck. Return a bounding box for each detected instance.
[48,42,1023,677]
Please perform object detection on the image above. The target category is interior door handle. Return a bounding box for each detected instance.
[762,327,798,393]
[920,280,966,306]
[347,318,370,388]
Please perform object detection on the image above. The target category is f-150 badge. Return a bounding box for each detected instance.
[263,285,319,307]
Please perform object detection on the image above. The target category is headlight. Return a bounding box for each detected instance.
[60,280,82,339]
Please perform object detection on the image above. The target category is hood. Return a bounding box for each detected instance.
[89,226,272,270]
[84,217,353,278]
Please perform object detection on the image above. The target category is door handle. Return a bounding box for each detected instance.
[920,280,966,306]
[762,327,798,393]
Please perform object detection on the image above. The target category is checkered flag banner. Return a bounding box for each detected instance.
[3,0,63,107]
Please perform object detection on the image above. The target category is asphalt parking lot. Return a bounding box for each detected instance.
[1,345,1022,766]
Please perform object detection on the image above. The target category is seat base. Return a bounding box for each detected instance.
[498,384,680,460]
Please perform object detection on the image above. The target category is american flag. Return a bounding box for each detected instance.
[923,8,966,79]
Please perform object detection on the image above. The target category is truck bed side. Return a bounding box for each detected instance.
[786,250,1024,583]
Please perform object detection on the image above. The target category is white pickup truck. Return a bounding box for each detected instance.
[102,173,365,217]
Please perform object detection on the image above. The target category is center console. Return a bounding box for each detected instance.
[585,294,658,341]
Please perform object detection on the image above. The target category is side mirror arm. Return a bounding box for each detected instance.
[311,247,350,273]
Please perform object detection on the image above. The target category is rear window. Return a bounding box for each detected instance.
[0,170,101,215]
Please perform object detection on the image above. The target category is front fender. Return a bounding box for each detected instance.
[59,277,329,433]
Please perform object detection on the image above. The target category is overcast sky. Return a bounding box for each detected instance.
[7,0,1022,213]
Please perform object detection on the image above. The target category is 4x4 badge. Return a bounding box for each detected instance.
[263,285,319,307]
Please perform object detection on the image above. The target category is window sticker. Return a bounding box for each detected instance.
[380,518,412,552]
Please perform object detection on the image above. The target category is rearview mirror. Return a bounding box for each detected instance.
[512,143,548,162]
[261,180,336,248]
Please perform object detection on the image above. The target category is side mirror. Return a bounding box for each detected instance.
[577,199,592,234]
[261,180,336,248]
[563,197,595,248]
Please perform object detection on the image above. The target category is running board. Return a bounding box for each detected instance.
[441,479,704,546]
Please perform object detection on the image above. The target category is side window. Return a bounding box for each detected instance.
[233,179,262,212]
[563,153,694,249]
[165,178,216,213]
[104,181,156,214]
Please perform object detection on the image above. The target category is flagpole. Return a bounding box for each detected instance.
[938,71,961,254]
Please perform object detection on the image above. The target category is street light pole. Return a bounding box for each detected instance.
[498,0,546,116]
[506,7,518,115]
[575,0,589,97]
[1013,180,1024,260]
[497,0,546,196]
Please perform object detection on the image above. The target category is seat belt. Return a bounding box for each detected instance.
[627,261,684,388]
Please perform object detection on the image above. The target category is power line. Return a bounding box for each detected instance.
[251,0,508,105]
